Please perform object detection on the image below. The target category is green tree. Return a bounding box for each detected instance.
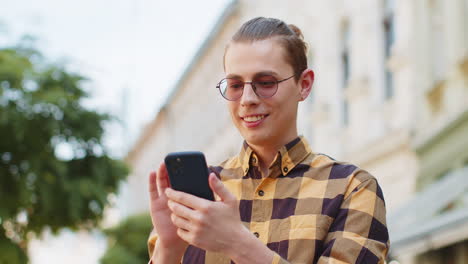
[0,40,128,263]
[100,213,153,264]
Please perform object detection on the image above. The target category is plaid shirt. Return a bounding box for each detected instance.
[148,136,389,263]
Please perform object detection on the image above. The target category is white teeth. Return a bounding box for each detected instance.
[243,115,265,122]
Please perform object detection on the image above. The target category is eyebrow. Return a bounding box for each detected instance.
[225,71,280,80]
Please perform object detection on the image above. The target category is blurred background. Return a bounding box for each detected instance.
[1,0,467,263]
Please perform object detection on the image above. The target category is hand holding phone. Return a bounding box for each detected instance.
[164,151,215,201]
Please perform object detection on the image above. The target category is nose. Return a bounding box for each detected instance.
[240,83,260,106]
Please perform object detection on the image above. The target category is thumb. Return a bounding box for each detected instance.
[208,173,235,202]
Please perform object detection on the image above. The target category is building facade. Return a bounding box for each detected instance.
[124,0,468,263]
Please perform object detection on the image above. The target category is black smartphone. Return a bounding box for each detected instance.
[164,151,215,201]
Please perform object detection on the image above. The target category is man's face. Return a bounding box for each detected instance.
[223,39,303,148]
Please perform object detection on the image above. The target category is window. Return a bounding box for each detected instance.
[341,22,351,126]
[383,0,395,99]
[342,24,351,88]
[428,0,447,82]
[466,0,468,47]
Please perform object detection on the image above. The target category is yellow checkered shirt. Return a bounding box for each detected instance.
[148,136,389,263]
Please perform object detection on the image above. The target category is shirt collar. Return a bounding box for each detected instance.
[238,136,312,177]
[238,141,254,176]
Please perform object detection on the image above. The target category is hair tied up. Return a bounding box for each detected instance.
[225,17,309,80]
[288,24,304,40]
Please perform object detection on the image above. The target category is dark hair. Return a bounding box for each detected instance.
[224,17,308,81]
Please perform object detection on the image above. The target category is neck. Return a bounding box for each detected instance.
[249,144,279,173]
[247,134,298,176]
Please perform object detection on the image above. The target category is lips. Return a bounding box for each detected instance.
[241,114,268,128]
[243,115,266,122]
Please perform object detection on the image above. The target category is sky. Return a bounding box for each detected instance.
[0,0,230,262]
[0,0,231,157]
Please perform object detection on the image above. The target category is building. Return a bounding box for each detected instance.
[124,0,468,263]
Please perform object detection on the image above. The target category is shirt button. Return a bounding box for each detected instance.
[253,232,259,238]
[283,167,288,173]
[251,157,256,164]
[258,190,264,196]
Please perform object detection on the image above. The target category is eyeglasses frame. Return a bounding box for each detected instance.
[216,74,296,101]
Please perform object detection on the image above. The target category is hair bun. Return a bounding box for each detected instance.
[288,24,304,39]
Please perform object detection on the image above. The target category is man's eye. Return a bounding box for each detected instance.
[256,81,276,87]
[229,83,243,89]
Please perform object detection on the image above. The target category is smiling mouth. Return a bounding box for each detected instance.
[242,115,267,122]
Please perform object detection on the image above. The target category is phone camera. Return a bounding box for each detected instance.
[169,158,183,175]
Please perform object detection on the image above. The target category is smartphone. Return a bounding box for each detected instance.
[164,151,215,201]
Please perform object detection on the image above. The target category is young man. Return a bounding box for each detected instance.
[148,17,389,264]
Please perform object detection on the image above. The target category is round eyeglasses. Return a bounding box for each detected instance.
[216,74,295,101]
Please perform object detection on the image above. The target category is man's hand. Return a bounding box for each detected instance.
[165,173,247,255]
[148,163,188,260]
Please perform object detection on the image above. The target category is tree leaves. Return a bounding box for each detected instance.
[100,214,153,264]
[0,229,27,264]
[0,41,129,263]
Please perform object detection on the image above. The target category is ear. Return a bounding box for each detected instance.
[298,69,314,101]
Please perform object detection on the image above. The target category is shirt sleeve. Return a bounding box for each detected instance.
[316,177,390,263]
[148,228,158,263]
[271,252,288,264]
[271,176,389,264]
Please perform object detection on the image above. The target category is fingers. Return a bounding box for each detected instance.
[176,228,192,244]
[165,188,209,210]
[208,173,235,202]
[168,200,199,221]
[156,162,170,196]
[170,212,192,232]
[149,171,159,201]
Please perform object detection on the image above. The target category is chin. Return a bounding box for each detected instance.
[242,131,273,146]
